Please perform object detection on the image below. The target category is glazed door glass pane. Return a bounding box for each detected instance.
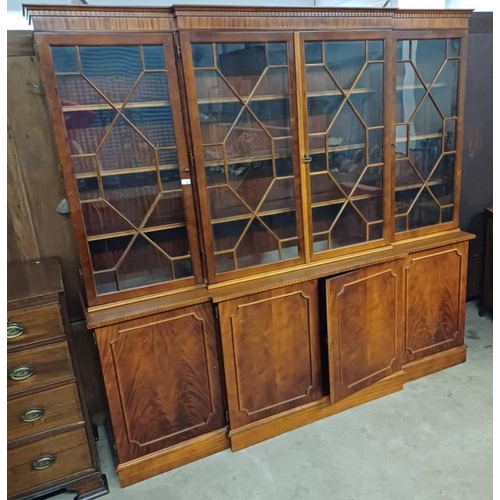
[51,45,193,295]
[304,40,385,253]
[395,39,460,232]
[192,42,299,274]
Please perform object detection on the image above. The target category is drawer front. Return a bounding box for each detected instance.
[8,303,65,350]
[7,427,92,498]
[7,342,74,397]
[8,384,83,443]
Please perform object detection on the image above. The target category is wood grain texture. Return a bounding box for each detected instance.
[404,242,468,363]
[7,426,92,498]
[8,383,83,444]
[7,53,82,320]
[326,260,404,402]
[96,302,225,462]
[7,342,74,398]
[24,6,471,32]
[7,303,65,352]
[7,31,35,57]
[7,115,40,263]
[230,371,404,452]
[403,344,466,383]
[117,429,229,488]
[7,258,63,310]
[219,281,322,429]
[69,320,107,417]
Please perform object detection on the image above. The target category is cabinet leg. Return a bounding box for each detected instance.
[67,474,109,500]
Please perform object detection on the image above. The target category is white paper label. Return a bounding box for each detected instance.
[181,179,191,185]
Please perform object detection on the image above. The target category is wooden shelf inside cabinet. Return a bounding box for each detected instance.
[75,164,179,179]
[211,207,296,225]
[62,100,170,112]
[86,222,187,242]
[395,133,442,143]
[395,178,447,192]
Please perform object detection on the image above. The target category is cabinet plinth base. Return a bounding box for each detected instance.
[116,429,230,488]
[229,371,405,452]
[402,345,467,383]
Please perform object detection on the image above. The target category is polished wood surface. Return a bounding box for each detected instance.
[7,50,82,319]
[7,303,65,352]
[219,281,322,428]
[7,342,74,398]
[404,242,468,363]
[96,302,225,462]
[7,426,92,498]
[326,260,404,402]
[7,258,62,310]
[8,383,83,444]
[6,258,107,500]
[230,371,404,452]
[403,344,466,383]
[23,7,476,488]
[25,6,472,32]
[117,429,229,488]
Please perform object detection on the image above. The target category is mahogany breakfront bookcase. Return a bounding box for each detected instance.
[26,4,474,488]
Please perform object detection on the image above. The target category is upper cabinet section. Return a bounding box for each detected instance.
[39,34,203,306]
[29,6,471,305]
[394,35,464,237]
[182,33,303,282]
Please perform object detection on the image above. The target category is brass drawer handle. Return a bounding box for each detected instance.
[9,365,35,381]
[20,407,45,423]
[7,322,25,340]
[32,455,56,471]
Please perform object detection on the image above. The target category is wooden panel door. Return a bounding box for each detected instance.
[218,281,322,429]
[181,32,304,283]
[326,260,404,402]
[404,242,468,363]
[299,31,393,261]
[36,33,203,306]
[96,302,225,462]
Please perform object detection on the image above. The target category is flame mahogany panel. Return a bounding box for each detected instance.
[96,302,226,462]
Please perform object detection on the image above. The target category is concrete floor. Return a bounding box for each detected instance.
[56,301,492,500]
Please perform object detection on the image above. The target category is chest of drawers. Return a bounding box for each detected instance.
[7,258,108,500]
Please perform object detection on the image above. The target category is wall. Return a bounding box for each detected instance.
[459,12,493,298]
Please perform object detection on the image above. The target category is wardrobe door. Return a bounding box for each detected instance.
[326,260,404,402]
[218,281,322,429]
[394,33,467,238]
[300,32,392,261]
[181,32,305,283]
[37,33,203,306]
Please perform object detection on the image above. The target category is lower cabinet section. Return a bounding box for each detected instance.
[218,281,323,429]
[94,239,470,487]
[95,302,227,463]
[326,260,404,402]
[404,242,468,364]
